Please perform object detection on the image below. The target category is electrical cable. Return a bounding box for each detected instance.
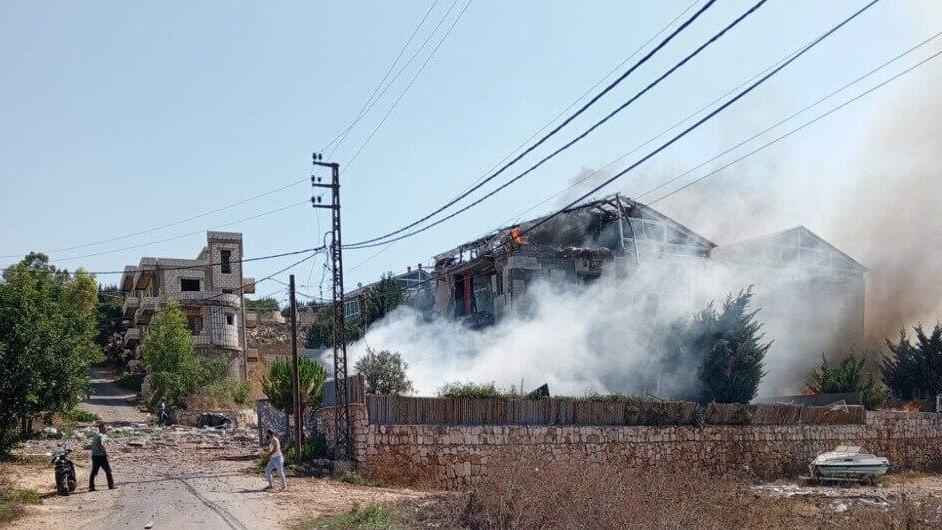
[343,0,719,247]
[346,0,768,249]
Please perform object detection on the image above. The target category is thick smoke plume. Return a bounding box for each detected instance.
[347,258,831,397]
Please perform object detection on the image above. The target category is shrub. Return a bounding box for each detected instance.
[296,503,399,529]
[114,370,143,391]
[186,380,251,410]
[437,381,519,400]
[0,474,41,525]
[60,408,99,424]
[806,353,887,409]
[882,324,942,402]
[355,349,413,395]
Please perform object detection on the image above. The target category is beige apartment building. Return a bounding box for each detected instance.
[119,231,256,378]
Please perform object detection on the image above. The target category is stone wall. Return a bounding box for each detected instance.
[353,411,942,489]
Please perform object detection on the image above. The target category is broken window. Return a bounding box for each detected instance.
[220,249,232,274]
[180,278,200,292]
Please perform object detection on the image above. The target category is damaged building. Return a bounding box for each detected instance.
[429,194,867,377]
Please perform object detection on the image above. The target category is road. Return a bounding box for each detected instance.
[12,368,278,529]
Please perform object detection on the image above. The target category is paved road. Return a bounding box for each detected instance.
[80,367,148,424]
[15,368,277,529]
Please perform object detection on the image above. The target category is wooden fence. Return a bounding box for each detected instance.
[322,374,365,406]
[366,395,699,426]
[366,395,867,427]
[704,402,866,426]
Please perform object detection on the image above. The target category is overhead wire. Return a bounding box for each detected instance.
[344,0,719,247]
[345,0,769,249]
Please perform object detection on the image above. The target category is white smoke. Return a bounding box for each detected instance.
[345,257,837,397]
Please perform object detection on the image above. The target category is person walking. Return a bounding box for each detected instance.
[263,429,287,491]
[89,423,115,491]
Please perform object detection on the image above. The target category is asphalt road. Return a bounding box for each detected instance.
[15,368,278,530]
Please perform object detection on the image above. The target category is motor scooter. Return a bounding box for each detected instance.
[49,447,77,495]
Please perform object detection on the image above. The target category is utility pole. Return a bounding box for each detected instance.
[288,274,302,461]
[311,154,351,460]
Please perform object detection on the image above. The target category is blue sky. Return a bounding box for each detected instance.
[1,1,939,298]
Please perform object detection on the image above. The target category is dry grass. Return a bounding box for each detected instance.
[405,460,942,529]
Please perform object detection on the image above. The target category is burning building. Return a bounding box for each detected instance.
[429,194,867,388]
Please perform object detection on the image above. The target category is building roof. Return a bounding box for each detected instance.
[713,226,867,273]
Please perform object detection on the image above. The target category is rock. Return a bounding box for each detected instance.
[43,427,58,436]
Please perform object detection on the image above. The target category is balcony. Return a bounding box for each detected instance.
[122,296,140,318]
[124,328,141,344]
[175,291,241,308]
[193,331,241,350]
[134,296,161,325]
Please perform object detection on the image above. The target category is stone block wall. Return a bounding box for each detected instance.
[353,411,942,490]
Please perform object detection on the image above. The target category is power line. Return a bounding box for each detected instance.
[320,0,442,154]
[336,0,703,274]
[518,0,881,239]
[343,0,474,172]
[648,47,942,205]
[346,0,768,250]
[344,0,718,248]
[505,28,942,228]
[1,245,326,276]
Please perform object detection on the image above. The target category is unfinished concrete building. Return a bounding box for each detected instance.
[119,231,257,378]
[430,195,867,391]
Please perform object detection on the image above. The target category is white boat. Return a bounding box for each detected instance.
[809,445,890,481]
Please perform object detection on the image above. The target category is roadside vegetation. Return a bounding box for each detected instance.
[0,253,102,456]
[0,471,41,525]
[294,502,402,530]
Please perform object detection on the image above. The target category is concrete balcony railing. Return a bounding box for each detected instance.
[134,296,161,325]
[122,296,140,317]
[193,332,241,350]
[175,291,241,308]
[124,328,142,344]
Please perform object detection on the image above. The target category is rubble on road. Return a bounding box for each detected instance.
[15,423,260,459]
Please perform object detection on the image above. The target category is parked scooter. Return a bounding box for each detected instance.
[48,447,77,495]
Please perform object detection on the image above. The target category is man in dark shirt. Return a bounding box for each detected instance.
[89,423,115,491]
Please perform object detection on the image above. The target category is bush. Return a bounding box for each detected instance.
[806,353,887,410]
[0,474,41,525]
[355,349,413,395]
[438,381,520,400]
[186,380,250,410]
[296,503,399,529]
[60,408,99,423]
[114,370,143,391]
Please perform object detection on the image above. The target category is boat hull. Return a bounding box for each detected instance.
[810,463,889,478]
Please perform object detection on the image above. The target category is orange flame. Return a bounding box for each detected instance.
[901,400,922,412]
[510,227,525,246]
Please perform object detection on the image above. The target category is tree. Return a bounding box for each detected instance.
[305,310,362,350]
[682,287,770,404]
[140,302,223,408]
[260,358,327,440]
[246,296,280,311]
[806,353,886,409]
[355,348,413,395]
[0,253,100,450]
[361,274,404,324]
[96,284,127,364]
[881,324,942,402]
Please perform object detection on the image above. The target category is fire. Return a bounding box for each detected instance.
[510,227,525,246]
[901,400,922,412]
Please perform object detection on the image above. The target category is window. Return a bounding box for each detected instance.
[180,278,200,292]
[226,314,235,326]
[186,315,203,335]
[345,299,360,320]
[220,250,232,274]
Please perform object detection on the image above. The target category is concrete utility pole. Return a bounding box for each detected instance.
[311,154,351,461]
[289,274,302,459]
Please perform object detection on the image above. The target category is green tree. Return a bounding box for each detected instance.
[881,324,942,402]
[807,353,886,409]
[355,348,413,395]
[0,253,100,450]
[683,287,770,404]
[246,296,280,311]
[361,274,404,324]
[260,358,328,440]
[96,284,127,364]
[140,302,223,408]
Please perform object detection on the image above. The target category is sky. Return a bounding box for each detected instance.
[1,0,940,301]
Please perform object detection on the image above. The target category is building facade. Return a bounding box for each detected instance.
[119,231,256,378]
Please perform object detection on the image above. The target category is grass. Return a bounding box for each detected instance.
[60,408,100,424]
[340,472,384,488]
[294,503,401,529]
[0,474,41,525]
